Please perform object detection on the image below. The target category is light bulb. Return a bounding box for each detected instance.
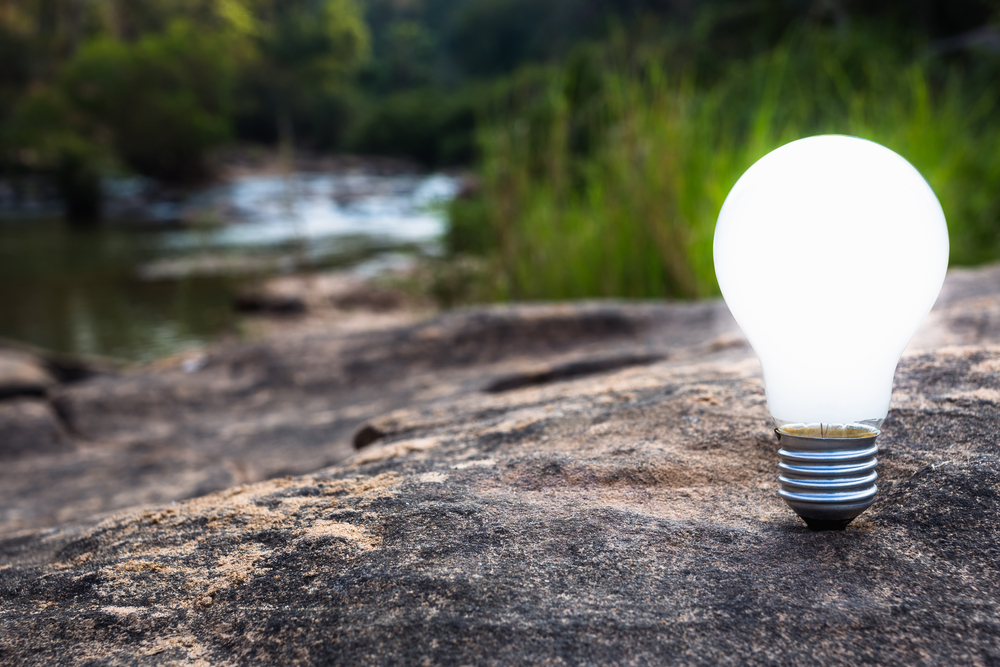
[713,135,949,530]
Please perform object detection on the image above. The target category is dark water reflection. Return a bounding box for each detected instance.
[0,171,457,361]
[0,220,240,361]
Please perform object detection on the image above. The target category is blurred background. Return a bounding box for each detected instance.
[2,0,999,362]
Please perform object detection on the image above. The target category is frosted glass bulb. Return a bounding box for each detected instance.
[714,135,948,529]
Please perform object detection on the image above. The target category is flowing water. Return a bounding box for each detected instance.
[0,170,458,362]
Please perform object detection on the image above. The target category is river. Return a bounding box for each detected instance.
[0,169,458,361]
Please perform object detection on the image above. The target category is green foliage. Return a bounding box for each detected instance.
[348,87,477,165]
[357,19,436,91]
[447,0,557,76]
[452,26,1000,301]
[242,0,369,150]
[3,0,1000,233]
[58,21,237,183]
[0,0,372,220]
[351,0,1000,171]
[0,16,238,221]
[445,194,495,257]
[2,78,111,221]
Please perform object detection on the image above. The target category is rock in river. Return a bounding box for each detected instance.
[0,349,55,400]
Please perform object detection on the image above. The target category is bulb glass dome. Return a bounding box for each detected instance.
[714,135,949,431]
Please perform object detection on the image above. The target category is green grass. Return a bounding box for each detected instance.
[449,26,1000,301]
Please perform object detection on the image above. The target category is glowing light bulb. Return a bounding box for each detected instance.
[713,135,949,529]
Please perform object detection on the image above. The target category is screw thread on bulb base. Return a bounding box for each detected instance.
[774,428,879,530]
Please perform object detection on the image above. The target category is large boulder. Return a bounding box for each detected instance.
[1,292,1000,662]
[3,262,998,538]
[2,300,740,534]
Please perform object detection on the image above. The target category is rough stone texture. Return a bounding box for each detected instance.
[0,300,741,534]
[909,263,1000,349]
[4,264,999,536]
[1,266,1000,664]
[2,345,1000,664]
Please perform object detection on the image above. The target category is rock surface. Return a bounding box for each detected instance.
[1,266,1000,664]
[0,299,741,534]
[0,399,73,460]
[0,350,55,400]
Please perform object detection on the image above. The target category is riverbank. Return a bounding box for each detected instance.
[0,158,461,362]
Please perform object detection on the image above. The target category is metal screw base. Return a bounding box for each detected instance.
[775,428,879,530]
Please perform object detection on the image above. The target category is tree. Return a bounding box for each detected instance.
[247,0,369,156]
[0,0,257,220]
[58,20,238,183]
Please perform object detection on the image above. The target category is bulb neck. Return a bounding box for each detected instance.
[774,427,879,530]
